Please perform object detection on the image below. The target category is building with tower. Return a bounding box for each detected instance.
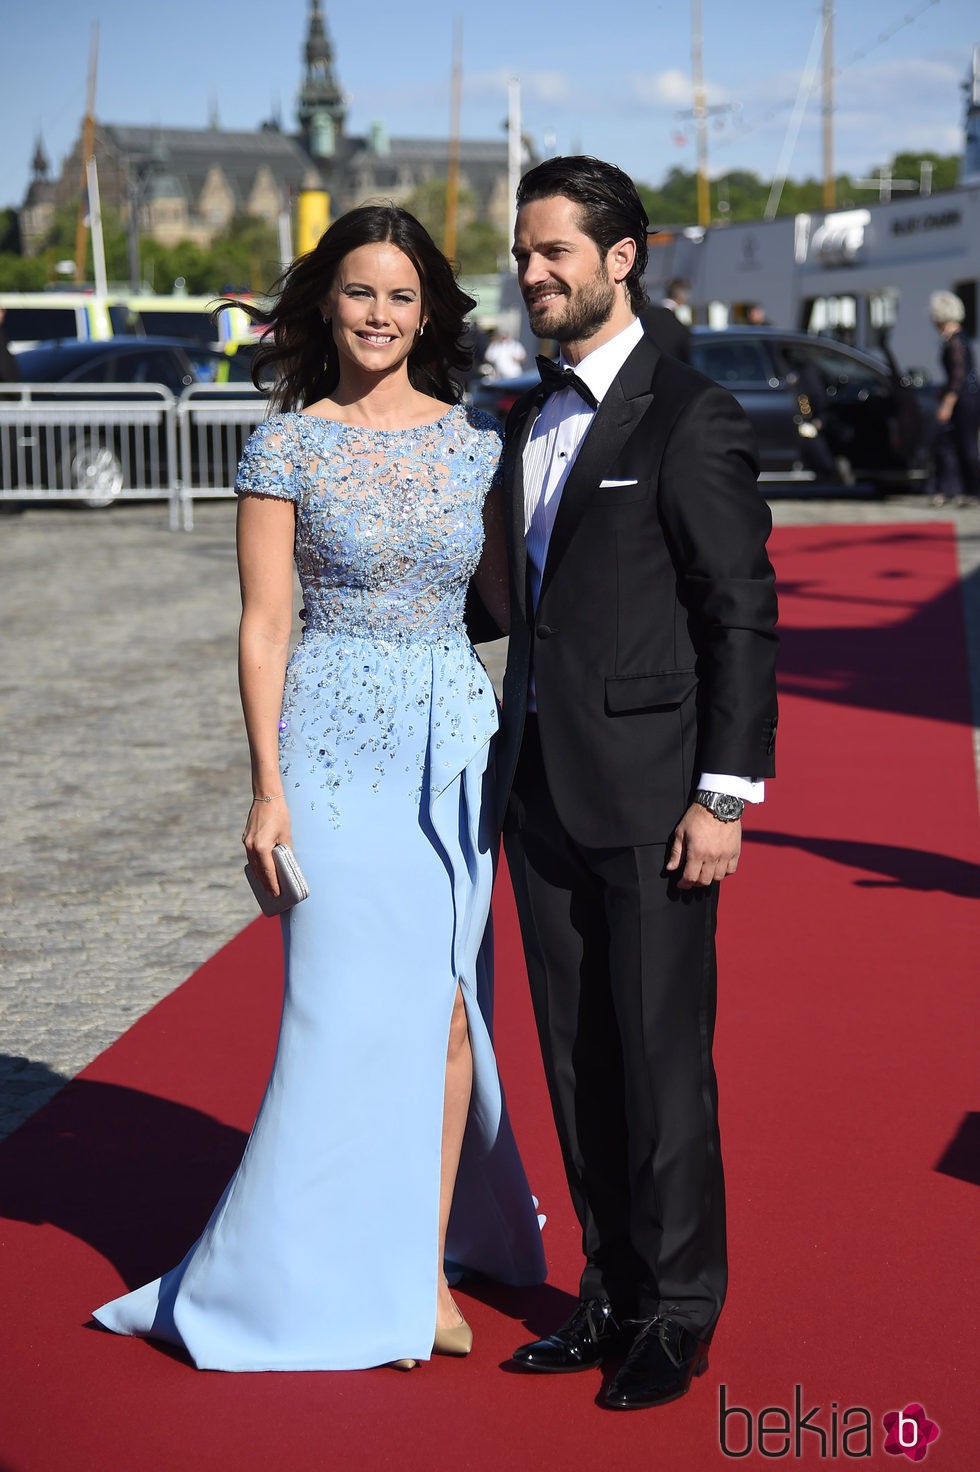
[297,0,347,186]
[18,0,524,262]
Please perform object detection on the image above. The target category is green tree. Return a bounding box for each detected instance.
[139,216,280,295]
[141,238,224,295]
[27,206,280,295]
[0,254,48,290]
[0,208,21,254]
[403,178,507,275]
[404,178,451,242]
[881,151,960,193]
[777,176,832,215]
[638,168,698,226]
[36,203,130,284]
[456,218,508,274]
[207,214,282,294]
[635,150,961,225]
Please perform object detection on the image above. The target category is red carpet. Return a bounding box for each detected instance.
[1,524,977,1471]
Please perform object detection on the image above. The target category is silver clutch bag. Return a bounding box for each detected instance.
[245,843,310,916]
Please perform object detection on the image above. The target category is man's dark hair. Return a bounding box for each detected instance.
[515,156,650,314]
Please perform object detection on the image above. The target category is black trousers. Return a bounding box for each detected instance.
[931,394,980,501]
[503,717,727,1337]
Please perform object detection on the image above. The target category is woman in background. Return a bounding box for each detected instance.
[928,289,979,507]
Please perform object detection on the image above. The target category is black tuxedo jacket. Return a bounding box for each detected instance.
[640,304,691,363]
[495,331,778,848]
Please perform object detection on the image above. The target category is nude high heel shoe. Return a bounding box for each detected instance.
[433,1303,473,1357]
[389,1358,419,1371]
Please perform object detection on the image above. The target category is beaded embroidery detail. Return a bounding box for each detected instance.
[236,404,501,823]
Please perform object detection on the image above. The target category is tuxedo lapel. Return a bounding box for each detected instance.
[539,334,660,603]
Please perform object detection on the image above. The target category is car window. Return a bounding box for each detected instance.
[183,350,224,384]
[691,339,773,385]
[108,303,141,334]
[2,307,78,343]
[778,343,884,389]
[70,348,184,391]
[69,353,124,383]
[225,344,276,388]
[136,310,216,344]
[224,352,261,383]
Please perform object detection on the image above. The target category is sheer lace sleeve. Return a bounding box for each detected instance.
[235,415,302,502]
[465,407,504,500]
[941,333,968,398]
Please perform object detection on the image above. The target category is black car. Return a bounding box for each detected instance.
[10,335,257,392]
[468,326,930,494]
[1,336,263,506]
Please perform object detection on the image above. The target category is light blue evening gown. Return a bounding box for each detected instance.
[93,403,546,1370]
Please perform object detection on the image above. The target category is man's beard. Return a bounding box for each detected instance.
[526,267,618,344]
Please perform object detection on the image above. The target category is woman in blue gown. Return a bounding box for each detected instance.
[93,205,546,1371]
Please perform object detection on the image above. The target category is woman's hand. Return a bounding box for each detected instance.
[242,794,292,895]
[936,396,955,425]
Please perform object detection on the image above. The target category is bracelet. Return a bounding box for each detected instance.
[251,793,284,804]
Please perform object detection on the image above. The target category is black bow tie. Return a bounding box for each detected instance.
[535,355,599,410]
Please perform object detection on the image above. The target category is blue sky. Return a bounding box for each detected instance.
[2,0,977,213]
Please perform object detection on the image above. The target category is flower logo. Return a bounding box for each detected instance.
[882,1404,940,1461]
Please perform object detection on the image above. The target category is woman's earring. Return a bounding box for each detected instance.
[417,322,425,337]
[322,314,331,326]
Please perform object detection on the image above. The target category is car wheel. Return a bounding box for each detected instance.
[61,436,125,508]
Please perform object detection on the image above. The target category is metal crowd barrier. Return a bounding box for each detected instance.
[175,385,270,530]
[0,382,269,531]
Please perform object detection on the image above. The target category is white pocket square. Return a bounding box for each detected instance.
[599,478,639,488]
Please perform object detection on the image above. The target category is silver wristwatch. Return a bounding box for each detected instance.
[694,789,745,822]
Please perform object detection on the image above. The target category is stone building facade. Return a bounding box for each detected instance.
[19,0,524,258]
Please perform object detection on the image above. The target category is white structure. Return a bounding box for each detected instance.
[639,44,980,375]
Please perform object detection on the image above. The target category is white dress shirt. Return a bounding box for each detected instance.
[523,317,763,803]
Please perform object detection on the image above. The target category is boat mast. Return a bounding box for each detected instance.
[444,18,463,262]
[507,77,521,271]
[822,0,835,208]
[74,21,99,285]
[691,0,709,227]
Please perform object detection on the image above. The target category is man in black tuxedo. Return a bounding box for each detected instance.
[640,302,691,362]
[496,157,778,1410]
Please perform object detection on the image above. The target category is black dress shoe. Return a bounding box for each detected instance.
[604,1314,709,1409]
[512,1297,628,1373]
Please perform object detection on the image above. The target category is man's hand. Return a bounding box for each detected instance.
[666,803,741,890]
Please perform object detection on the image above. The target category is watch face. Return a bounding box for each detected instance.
[698,790,743,820]
[715,794,743,819]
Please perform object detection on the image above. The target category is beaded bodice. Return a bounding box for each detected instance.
[236,405,501,640]
[235,403,503,823]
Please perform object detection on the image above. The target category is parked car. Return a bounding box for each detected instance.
[469,326,931,494]
[0,336,265,507]
[11,336,256,394]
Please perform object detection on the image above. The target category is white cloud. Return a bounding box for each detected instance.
[630,69,729,111]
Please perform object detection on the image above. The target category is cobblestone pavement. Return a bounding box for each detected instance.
[1,495,978,1139]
